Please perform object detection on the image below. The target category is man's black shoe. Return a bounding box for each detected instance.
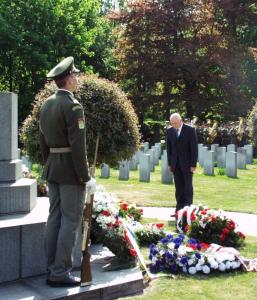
[46,275,81,288]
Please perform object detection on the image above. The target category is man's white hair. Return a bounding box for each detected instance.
[170,113,182,120]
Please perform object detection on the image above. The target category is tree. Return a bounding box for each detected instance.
[112,0,256,122]
[0,0,106,123]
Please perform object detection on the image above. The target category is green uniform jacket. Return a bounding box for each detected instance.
[39,89,90,185]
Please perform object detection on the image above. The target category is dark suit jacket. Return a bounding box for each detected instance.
[166,124,198,172]
[39,90,90,185]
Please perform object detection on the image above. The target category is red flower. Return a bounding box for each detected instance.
[139,209,144,214]
[201,210,207,215]
[222,228,230,235]
[211,216,217,221]
[189,244,197,250]
[130,248,137,257]
[101,210,111,216]
[200,243,210,251]
[120,202,128,211]
[227,220,235,230]
[155,223,164,229]
[190,213,196,222]
[175,211,179,219]
[184,225,189,232]
[237,231,246,239]
[220,233,226,241]
[183,210,187,217]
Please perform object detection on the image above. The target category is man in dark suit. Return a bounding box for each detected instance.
[39,57,96,287]
[166,113,198,215]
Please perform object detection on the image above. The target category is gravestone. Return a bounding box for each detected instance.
[197,144,203,163]
[237,148,246,170]
[152,145,159,166]
[146,149,155,172]
[129,155,138,171]
[244,144,253,164]
[139,154,150,182]
[119,161,129,180]
[227,144,236,153]
[226,151,237,177]
[161,151,174,184]
[143,142,149,152]
[100,163,110,178]
[211,144,219,161]
[203,150,214,176]
[154,142,162,159]
[199,146,208,167]
[217,147,226,168]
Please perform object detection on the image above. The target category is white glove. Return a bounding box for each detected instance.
[86,177,97,195]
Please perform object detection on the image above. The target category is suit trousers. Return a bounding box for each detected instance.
[45,182,85,281]
[173,166,193,211]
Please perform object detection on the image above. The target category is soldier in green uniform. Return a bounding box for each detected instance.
[39,57,96,287]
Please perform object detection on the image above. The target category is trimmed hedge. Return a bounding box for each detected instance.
[20,75,140,166]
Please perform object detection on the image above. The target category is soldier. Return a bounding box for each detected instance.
[39,57,96,287]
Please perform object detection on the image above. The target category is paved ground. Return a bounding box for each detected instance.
[141,207,257,237]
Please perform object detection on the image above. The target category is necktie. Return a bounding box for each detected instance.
[176,129,179,138]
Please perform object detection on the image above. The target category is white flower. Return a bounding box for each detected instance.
[231,261,240,269]
[188,266,197,275]
[168,242,175,250]
[210,261,219,269]
[196,264,202,271]
[225,261,232,269]
[202,265,210,274]
[198,258,205,265]
[182,266,187,273]
[188,258,195,266]
[218,263,226,272]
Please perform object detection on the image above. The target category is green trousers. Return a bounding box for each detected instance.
[45,182,85,281]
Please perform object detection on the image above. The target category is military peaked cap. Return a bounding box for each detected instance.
[47,56,80,80]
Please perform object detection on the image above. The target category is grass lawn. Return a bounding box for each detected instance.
[95,162,257,214]
[119,219,257,300]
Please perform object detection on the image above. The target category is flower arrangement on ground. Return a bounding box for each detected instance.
[133,223,166,246]
[92,190,146,263]
[149,233,242,275]
[176,205,245,248]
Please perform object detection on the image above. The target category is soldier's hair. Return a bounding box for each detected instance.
[54,76,69,88]
[170,113,182,121]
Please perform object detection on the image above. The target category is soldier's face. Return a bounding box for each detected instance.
[69,73,78,92]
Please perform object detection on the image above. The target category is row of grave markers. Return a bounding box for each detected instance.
[20,142,254,184]
[198,143,253,177]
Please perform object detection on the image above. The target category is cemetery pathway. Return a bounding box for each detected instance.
[141,207,257,237]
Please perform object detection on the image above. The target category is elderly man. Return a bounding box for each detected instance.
[166,113,198,215]
[39,57,96,287]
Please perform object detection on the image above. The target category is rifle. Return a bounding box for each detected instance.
[81,134,99,287]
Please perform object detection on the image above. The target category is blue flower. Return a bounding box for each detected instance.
[174,243,180,249]
[197,244,202,250]
[161,237,169,244]
[166,251,174,260]
[166,234,173,239]
[173,237,183,244]
[149,254,153,260]
[195,252,201,259]
[188,238,197,244]
[180,256,188,265]
[156,259,162,267]
[179,234,185,240]
[150,243,156,249]
[150,265,157,273]
[169,263,177,272]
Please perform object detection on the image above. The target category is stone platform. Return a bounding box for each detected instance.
[0,245,144,300]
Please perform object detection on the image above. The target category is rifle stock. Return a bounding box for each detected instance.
[81,192,94,286]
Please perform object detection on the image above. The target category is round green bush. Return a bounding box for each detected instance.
[20,75,140,166]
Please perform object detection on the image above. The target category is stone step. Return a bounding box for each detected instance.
[0,177,37,214]
[0,245,144,300]
[0,198,82,283]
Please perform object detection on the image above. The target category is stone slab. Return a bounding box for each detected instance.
[0,92,18,161]
[0,226,20,283]
[0,245,144,300]
[21,223,47,278]
[0,178,37,214]
[0,159,22,182]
